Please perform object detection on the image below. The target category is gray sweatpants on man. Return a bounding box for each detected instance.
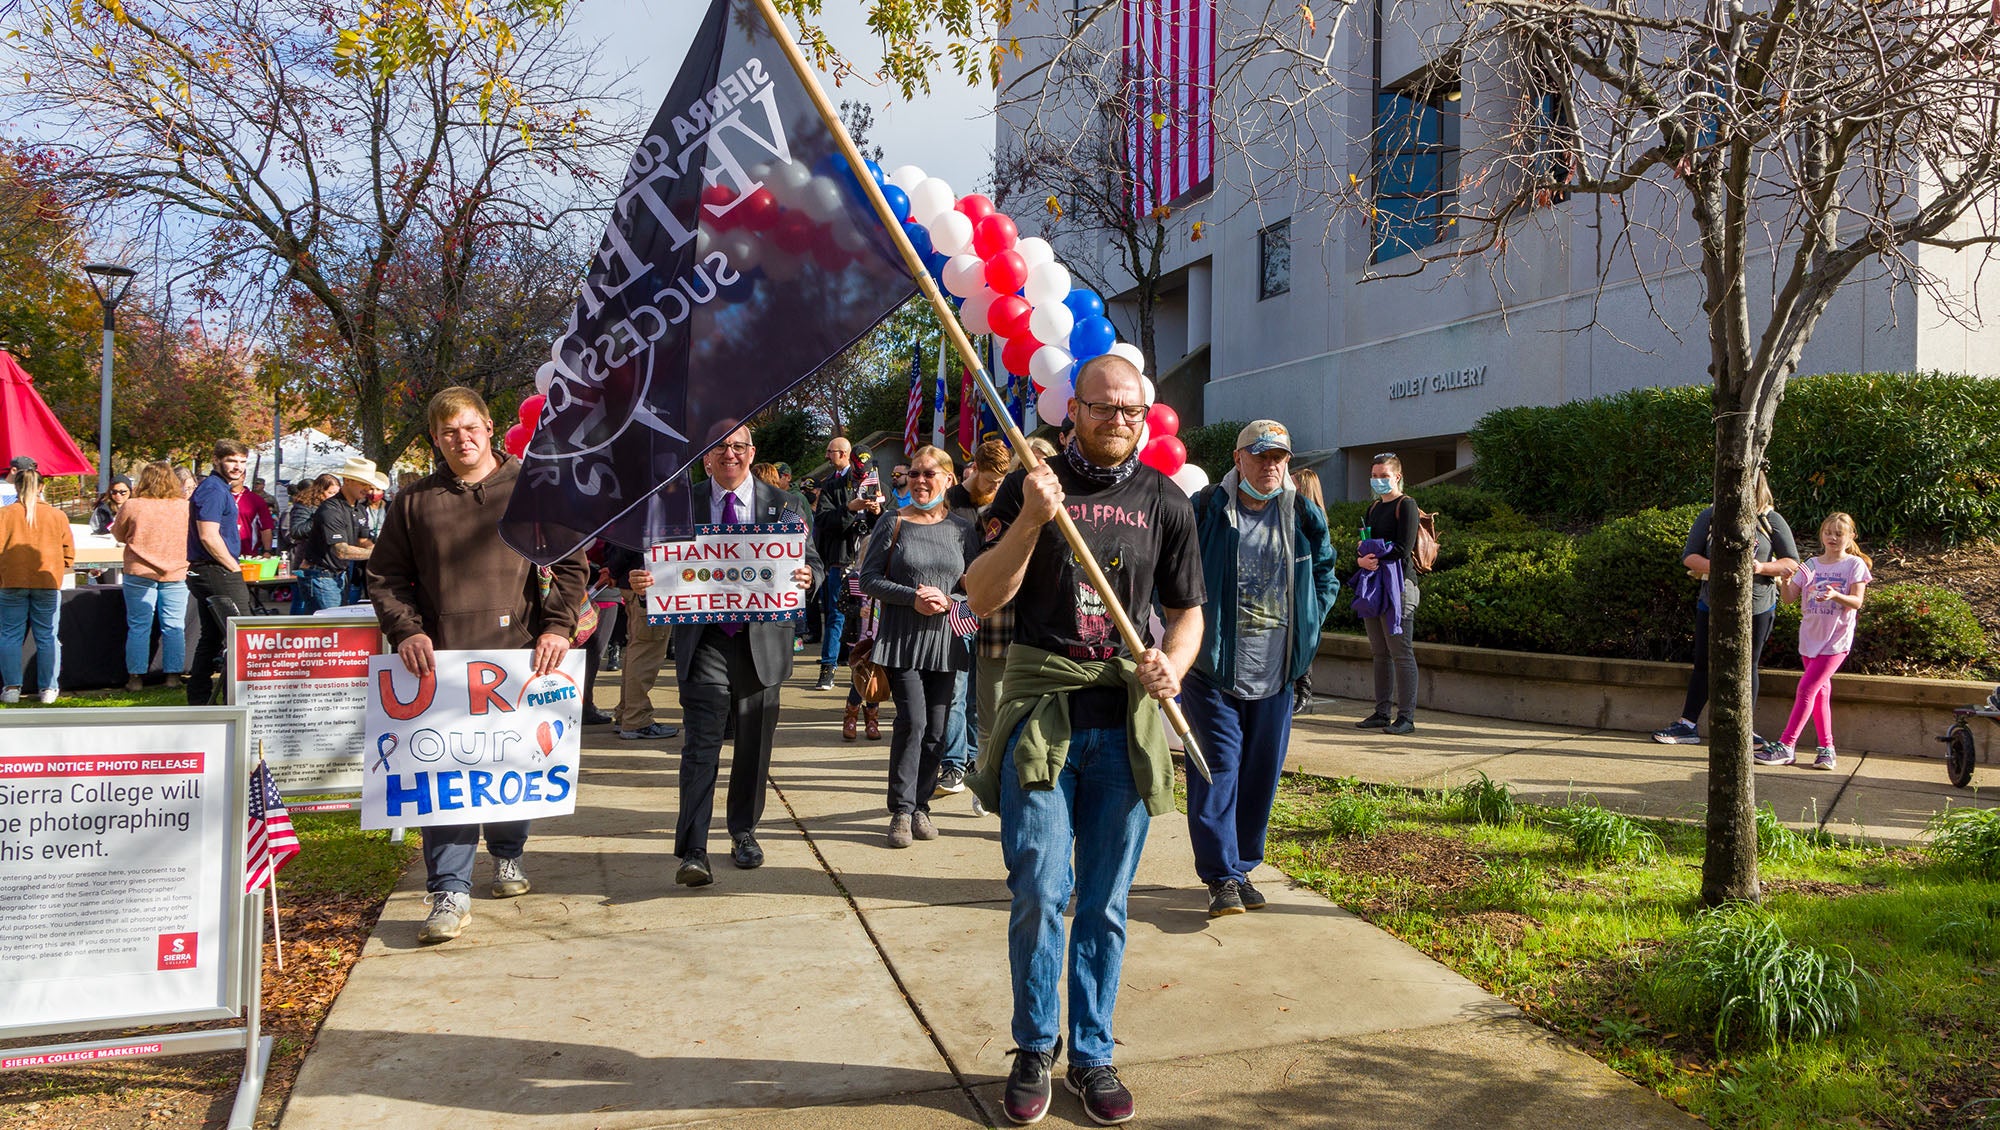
[1362,580,1420,719]
[422,822,529,895]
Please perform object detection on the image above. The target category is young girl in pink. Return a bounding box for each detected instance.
[1757,513,1872,771]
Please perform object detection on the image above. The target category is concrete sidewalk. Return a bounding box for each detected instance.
[1281,698,1999,843]
[280,675,1697,1129]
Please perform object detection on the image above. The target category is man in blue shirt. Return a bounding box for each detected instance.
[185,439,254,705]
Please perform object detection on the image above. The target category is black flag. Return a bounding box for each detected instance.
[501,0,917,562]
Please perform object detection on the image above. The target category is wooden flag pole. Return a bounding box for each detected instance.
[749,0,1210,782]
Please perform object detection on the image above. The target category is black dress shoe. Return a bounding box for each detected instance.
[676,850,713,887]
[583,709,614,726]
[730,834,764,869]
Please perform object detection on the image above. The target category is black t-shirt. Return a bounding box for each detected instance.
[307,497,358,573]
[984,458,1205,662]
[1363,496,1419,565]
[943,483,977,513]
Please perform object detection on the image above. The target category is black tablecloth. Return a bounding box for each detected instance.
[15,585,204,693]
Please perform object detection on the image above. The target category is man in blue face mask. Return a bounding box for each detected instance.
[1181,420,1340,918]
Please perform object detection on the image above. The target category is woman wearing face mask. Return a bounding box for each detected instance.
[1354,454,1420,734]
[858,445,981,849]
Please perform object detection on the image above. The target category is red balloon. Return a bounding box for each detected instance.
[988,294,1033,340]
[984,249,1028,295]
[1144,402,1179,438]
[773,210,816,254]
[518,394,547,428]
[503,423,531,457]
[956,193,998,224]
[737,187,779,230]
[972,213,1019,259]
[810,225,848,269]
[701,183,737,228]
[1001,334,1041,377]
[1140,436,1187,476]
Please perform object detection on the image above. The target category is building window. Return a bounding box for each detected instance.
[1258,219,1290,299]
[1526,89,1574,207]
[1372,76,1460,263]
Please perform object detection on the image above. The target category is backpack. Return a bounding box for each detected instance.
[1411,504,1440,574]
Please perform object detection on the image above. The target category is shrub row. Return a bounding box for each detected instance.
[1468,372,2000,543]
[1321,491,1987,675]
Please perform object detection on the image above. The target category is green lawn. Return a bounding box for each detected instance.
[1265,774,2000,1129]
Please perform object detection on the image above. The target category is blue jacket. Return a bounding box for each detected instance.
[1190,473,1340,690]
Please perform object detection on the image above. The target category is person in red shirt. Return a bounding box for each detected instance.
[233,479,274,553]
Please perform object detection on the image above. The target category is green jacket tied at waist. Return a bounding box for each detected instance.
[968,644,1175,817]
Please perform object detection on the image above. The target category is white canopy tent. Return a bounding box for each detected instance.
[249,427,363,487]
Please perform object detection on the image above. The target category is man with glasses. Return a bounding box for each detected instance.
[965,354,1205,1127]
[1182,421,1339,917]
[810,436,878,691]
[889,462,913,510]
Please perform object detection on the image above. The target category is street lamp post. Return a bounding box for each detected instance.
[83,263,138,499]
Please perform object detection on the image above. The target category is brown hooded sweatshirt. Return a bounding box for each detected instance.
[365,453,587,650]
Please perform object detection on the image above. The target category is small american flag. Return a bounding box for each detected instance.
[1123,0,1216,216]
[860,465,879,493]
[903,349,924,451]
[947,596,979,638]
[846,570,864,598]
[245,760,301,893]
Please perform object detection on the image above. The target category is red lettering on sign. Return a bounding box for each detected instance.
[376,667,437,721]
[467,661,513,716]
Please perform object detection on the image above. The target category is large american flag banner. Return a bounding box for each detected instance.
[245,760,301,893]
[902,350,924,452]
[1123,0,1216,216]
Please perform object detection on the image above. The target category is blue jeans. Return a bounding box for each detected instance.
[421,822,530,895]
[1180,672,1294,884]
[997,722,1150,1067]
[122,576,188,677]
[0,589,60,691]
[301,568,345,612]
[820,567,848,666]
[939,666,972,773]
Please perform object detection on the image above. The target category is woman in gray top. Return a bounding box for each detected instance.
[859,444,981,849]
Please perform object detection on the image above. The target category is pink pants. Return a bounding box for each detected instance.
[1780,651,1848,748]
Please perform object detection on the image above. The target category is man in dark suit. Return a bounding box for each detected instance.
[630,425,823,887]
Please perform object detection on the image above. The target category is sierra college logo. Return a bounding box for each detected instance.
[156,932,198,971]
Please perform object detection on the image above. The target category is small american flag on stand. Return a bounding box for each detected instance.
[947,596,980,638]
[245,759,301,894]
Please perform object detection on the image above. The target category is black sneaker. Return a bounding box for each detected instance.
[1385,715,1415,735]
[1237,879,1267,910]
[1064,1063,1135,1125]
[1003,1040,1060,1125]
[1207,879,1246,918]
[813,665,837,691]
[936,766,967,794]
[1355,712,1391,729]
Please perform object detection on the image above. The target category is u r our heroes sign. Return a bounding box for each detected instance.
[1388,364,1488,401]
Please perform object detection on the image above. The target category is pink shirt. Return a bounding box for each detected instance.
[1796,555,1872,657]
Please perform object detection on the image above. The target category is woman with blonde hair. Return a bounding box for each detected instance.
[1290,467,1327,715]
[112,461,191,691]
[0,458,75,702]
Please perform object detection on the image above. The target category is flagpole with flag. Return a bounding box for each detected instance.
[902,349,923,454]
[748,0,1210,781]
[931,336,949,451]
[247,743,301,970]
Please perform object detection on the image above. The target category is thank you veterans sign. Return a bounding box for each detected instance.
[361,651,585,831]
[645,523,809,625]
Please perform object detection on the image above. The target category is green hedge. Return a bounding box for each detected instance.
[1569,505,1706,661]
[1182,420,1246,482]
[1768,582,1986,675]
[1468,373,2000,543]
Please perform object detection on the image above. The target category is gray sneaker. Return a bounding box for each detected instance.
[491,856,530,898]
[419,891,471,944]
[1812,747,1838,771]
[886,813,913,849]
[618,721,679,740]
[911,810,938,840]
[935,766,967,794]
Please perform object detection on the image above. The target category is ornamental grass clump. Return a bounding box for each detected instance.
[1546,801,1662,864]
[1451,771,1517,826]
[1651,907,1862,1052]
[1323,791,1389,840]
[1925,805,2000,879]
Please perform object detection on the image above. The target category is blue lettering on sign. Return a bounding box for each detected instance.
[386,774,433,817]
[469,770,498,806]
[381,766,574,814]
[525,686,578,706]
[437,770,466,810]
[544,763,573,802]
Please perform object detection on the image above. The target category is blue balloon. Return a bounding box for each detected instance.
[924,250,950,278]
[1063,288,1105,322]
[881,184,911,225]
[903,217,933,259]
[814,153,844,177]
[1069,315,1116,361]
[865,159,885,186]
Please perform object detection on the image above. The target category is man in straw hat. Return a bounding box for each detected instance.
[300,455,386,612]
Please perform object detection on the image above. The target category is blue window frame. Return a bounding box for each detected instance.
[1372,83,1459,263]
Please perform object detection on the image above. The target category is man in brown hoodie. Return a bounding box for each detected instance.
[367,386,589,944]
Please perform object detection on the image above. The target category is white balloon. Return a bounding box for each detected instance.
[723,232,760,273]
[1141,375,1157,404]
[802,176,846,222]
[928,210,975,256]
[888,164,927,192]
[1023,262,1073,307]
[1043,375,1074,403]
[942,253,987,298]
[1029,345,1074,386]
[1136,421,1150,450]
[1037,388,1069,428]
[1170,462,1210,495]
[695,227,712,258]
[1108,341,1146,370]
[1016,236,1056,271]
[533,363,555,397]
[908,177,957,225]
[1029,302,1075,347]
[772,160,814,206]
[960,288,998,334]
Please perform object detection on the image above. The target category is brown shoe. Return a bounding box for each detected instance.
[842,704,859,741]
[864,705,882,740]
[125,677,144,693]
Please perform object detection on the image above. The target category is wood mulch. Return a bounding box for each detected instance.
[0,891,387,1130]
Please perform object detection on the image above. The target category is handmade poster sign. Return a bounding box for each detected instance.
[644,522,809,626]
[360,651,585,831]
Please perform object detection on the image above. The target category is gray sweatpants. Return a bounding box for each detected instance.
[422,822,529,895]
[1362,580,1420,719]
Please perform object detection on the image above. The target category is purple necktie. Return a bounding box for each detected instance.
[720,491,743,636]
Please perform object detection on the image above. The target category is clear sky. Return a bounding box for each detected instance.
[567,0,997,193]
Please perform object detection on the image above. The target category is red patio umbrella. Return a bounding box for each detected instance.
[0,349,93,476]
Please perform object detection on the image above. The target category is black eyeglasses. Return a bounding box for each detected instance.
[1372,451,1398,462]
[713,442,753,456]
[1078,399,1148,423]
